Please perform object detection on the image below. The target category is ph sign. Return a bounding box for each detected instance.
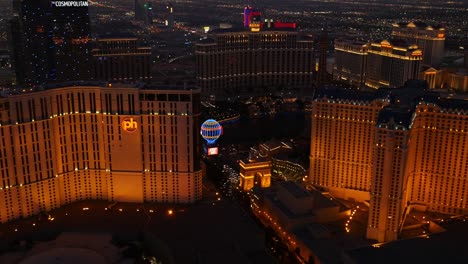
[122,117,138,133]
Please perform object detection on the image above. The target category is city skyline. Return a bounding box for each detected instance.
[0,0,467,263]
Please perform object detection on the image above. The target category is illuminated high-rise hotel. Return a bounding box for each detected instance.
[92,36,152,82]
[11,0,93,86]
[310,81,468,242]
[392,22,445,66]
[0,84,202,223]
[367,107,412,242]
[404,99,468,215]
[195,29,314,97]
[365,39,422,89]
[11,0,52,87]
[333,38,368,88]
[309,89,389,202]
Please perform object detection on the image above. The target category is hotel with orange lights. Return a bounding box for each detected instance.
[309,89,389,202]
[309,81,468,242]
[0,84,202,223]
[365,39,422,89]
[392,22,445,66]
[333,37,368,88]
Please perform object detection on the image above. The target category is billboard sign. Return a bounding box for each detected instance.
[207,147,219,156]
[51,1,89,7]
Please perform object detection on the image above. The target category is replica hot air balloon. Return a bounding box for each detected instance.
[200,119,223,145]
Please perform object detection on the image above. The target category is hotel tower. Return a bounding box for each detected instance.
[196,29,314,97]
[392,22,445,66]
[310,81,468,242]
[0,84,202,223]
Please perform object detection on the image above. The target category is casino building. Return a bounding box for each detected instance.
[92,35,152,82]
[0,83,202,223]
[309,81,468,242]
[11,0,93,87]
[195,29,314,97]
[365,39,422,89]
[391,22,445,66]
[333,37,368,88]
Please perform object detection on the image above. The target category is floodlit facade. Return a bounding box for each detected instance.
[92,37,152,82]
[309,89,389,202]
[239,160,271,191]
[367,109,411,242]
[195,29,314,97]
[310,82,468,242]
[333,38,368,88]
[392,22,445,66]
[365,40,422,89]
[0,84,202,223]
[420,67,468,93]
[419,67,445,89]
[405,101,468,215]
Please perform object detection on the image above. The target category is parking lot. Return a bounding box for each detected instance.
[0,191,272,263]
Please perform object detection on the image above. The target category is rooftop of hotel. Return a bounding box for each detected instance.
[377,107,414,130]
[36,82,199,91]
[385,80,468,111]
[196,27,314,44]
[140,84,200,91]
[280,181,310,199]
[371,38,418,49]
[293,226,343,263]
[335,37,368,46]
[377,80,465,127]
[260,140,293,151]
[96,33,138,40]
[208,26,297,34]
[264,182,346,215]
[313,80,468,128]
[40,81,109,90]
[315,80,468,112]
[393,21,444,30]
[347,222,468,264]
[422,96,468,112]
[314,86,385,102]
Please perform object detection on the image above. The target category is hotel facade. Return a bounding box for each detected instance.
[92,36,152,82]
[391,22,445,66]
[309,89,389,202]
[309,82,468,242]
[195,29,314,97]
[333,38,368,88]
[365,39,422,89]
[0,84,202,223]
